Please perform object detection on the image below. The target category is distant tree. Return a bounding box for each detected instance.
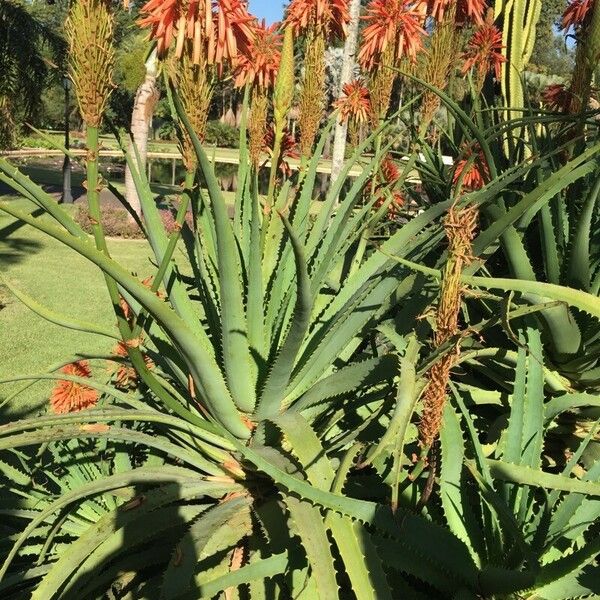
[0,0,65,148]
[105,7,147,130]
[529,0,575,77]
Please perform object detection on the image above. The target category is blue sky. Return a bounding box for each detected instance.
[248,0,284,24]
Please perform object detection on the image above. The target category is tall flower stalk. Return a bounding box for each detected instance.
[565,0,600,117]
[65,0,114,254]
[171,41,215,174]
[333,79,372,148]
[420,5,460,132]
[419,205,478,449]
[359,0,427,125]
[286,0,350,159]
[268,26,295,204]
[66,0,156,388]
[234,21,282,171]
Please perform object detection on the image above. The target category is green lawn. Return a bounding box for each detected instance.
[0,196,157,418]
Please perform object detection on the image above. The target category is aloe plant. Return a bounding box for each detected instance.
[1,9,600,593]
[2,81,600,596]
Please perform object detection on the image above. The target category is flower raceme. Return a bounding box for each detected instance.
[562,0,595,30]
[50,361,99,414]
[461,22,506,83]
[285,0,350,39]
[453,146,490,191]
[358,0,427,70]
[427,0,486,25]
[264,125,299,178]
[367,154,405,218]
[138,0,255,67]
[542,83,572,112]
[234,20,282,90]
[287,0,350,157]
[109,341,155,390]
[333,79,372,124]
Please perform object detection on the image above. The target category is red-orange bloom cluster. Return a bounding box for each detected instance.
[333,79,372,124]
[381,155,401,184]
[562,0,594,29]
[358,0,427,70]
[50,361,99,414]
[109,342,154,390]
[119,275,164,324]
[368,155,405,218]
[138,0,255,67]
[234,21,282,89]
[264,126,299,178]
[461,23,506,81]
[453,147,490,191]
[427,0,487,25]
[285,0,350,39]
[542,83,572,111]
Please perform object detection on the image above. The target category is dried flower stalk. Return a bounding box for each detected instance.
[369,44,396,125]
[66,0,115,128]
[170,41,215,172]
[299,29,327,158]
[249,90,269,169]
[421,6,460,131]
[569,0,600,116]
[419,205,478,448]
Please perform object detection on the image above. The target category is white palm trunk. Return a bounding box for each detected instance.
[125,50,159,221]
[330,0,361,192]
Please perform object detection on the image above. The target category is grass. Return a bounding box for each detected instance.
[0,196,157,418]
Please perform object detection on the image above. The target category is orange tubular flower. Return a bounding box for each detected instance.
[542,83,572,111]
[427,0,487,25]
[285,0,350,38]
[453,147,490,191]
[461,23,506,82]
[138,0,255,67]
[264,125,299,178]
[367,155,405,218]
[109,341,154,390]
[50,361,99,414]
[358,0,427,71]
[334,79,372,124]
[562,0,594,29]
[234,21,282,89]
[381,154,401,184]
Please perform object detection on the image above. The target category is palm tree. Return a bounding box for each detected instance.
[330,0,361,186]
[124,47,160,220]
[0,0,65,148]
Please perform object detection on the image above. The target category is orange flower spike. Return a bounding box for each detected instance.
[285,0,350,39]
[452,146,490,191]
[234,21,282,90]
[461,22,506,82]
[264,126,299,177]
[333,79,372,124]
[427,0,487,25]
[542,83,572,112]
[50,361,99,414]
[109,341,154,389]
[381,155,401,184]
[214,0,257,63]
[562,0,595,29]
[139,0,256,69]
[358,0,427,71]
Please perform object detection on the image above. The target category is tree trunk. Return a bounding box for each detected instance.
[125,50,159,221]
[330,0,361,191]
